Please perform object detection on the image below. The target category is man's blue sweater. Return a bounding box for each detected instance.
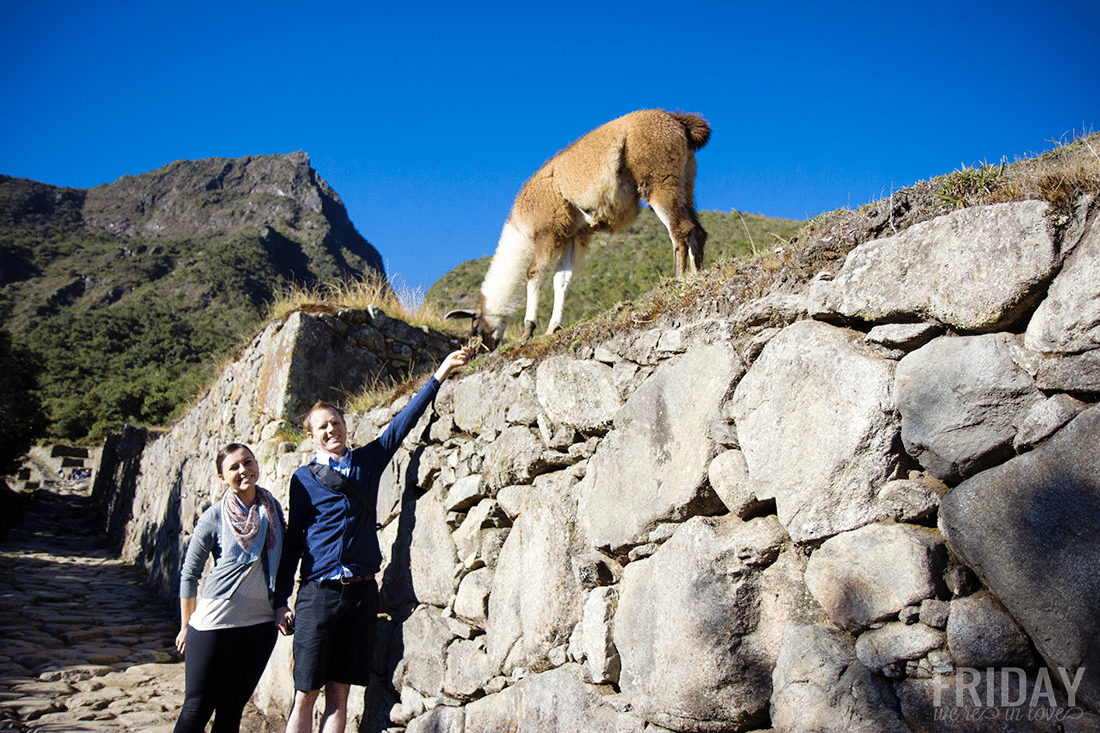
[274,377,440,608]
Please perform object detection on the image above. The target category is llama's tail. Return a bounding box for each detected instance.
[671,112,711,151]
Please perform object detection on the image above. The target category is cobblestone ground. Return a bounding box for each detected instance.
[0,478,281,732]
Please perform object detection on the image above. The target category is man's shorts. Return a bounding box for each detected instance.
[292,579,379,691]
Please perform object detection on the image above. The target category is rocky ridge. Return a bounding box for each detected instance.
[83,193,1100,733]
[81,151,385,276]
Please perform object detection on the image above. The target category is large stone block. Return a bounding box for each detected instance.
[485,473,585,676]
[535,356,623,431]
[895,333,1043,483]
[462,664,643,733]
[732,320,904,544]
[804,522,946,632]
[819,200,1057,332]
[579,343,742,552]
[771,624,910,733]
[940,406,1100,713]
[615,515,802,732]
[256,311,387,422]
[1026,200,1100,354]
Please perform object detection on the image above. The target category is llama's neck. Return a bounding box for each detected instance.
[481,220,534,317]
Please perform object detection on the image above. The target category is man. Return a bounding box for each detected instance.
[275,347,473,733]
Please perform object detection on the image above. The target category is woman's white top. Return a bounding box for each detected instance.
[188,559,275,630]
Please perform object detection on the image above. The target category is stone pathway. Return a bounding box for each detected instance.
[0,478,279,732]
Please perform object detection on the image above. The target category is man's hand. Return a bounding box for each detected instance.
[276,606,295,635]
[434,346,476,382]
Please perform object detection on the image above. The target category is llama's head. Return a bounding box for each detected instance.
[444,308,507,351]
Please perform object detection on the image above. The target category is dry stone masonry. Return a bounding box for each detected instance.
[94,195,1100,732]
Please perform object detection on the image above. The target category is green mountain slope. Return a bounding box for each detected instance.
[0,153,384,440]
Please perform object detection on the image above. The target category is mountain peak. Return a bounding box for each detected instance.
[83,153,365,255]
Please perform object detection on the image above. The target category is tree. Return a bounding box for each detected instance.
[0,330,49,474]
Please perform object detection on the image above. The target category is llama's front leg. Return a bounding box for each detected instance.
[547,241,576,334]
[673,241,688,278]
[686,227,706,271]
[651,199,706,277]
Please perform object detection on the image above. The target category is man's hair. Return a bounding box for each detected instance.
[216,442,254,478]
[303,401,344,434]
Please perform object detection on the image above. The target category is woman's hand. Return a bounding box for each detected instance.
[176,596,196,659]
[175,627,187,659]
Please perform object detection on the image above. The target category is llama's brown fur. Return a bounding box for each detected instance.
[448,109,710,349]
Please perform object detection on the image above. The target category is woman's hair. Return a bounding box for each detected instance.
[216,443,254,477]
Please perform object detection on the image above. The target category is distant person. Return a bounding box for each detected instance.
[275,346,474,733]
[174,443,290,733]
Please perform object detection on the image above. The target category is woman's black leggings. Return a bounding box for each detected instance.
[173,622,278,733]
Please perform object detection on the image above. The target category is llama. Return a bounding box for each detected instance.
[446,109,711,349]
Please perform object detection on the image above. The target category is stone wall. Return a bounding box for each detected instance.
[97,196,1100,732]
[99,306,461,597]
[91,425,153,553]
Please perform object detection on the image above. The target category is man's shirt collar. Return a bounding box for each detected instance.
[314,449,351,476]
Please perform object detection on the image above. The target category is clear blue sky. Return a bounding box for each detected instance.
[3,0,1098,307]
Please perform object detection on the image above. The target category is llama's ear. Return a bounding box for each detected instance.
[445,309,479,321]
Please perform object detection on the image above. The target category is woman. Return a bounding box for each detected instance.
[174,443,290,733]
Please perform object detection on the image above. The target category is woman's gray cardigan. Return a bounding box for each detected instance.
[179,496,286,601]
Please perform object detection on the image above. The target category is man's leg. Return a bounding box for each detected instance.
[286,689,320,733]
[287,581,341,732]
[319,682,350,733]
